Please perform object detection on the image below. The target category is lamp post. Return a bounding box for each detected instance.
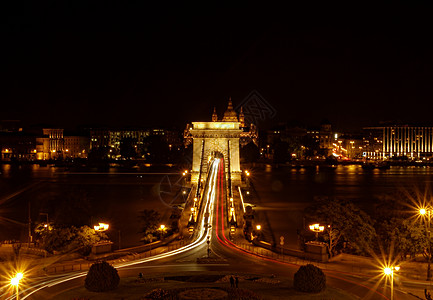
[10,272,23,300]
[384,266,400,300]
[420,207,432,281]
[159,224,166,240]
[309,223,325,241]
[94,222,109,232]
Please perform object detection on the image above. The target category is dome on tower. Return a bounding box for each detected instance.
[222,98,238,122]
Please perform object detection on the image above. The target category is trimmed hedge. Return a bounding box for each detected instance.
[84,261,120,292]
[293,264,326,293]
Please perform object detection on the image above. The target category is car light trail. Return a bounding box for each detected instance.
[214,165,389,300]
[20,160,222,300]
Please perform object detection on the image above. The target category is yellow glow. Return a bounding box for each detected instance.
[309,223,325,232]
[184,170,188,173]
[10,277,19,286]
[192,122,239,130]
[160,224,165,230]
[420,208,427,215]
[94,222,109,231]
[384,267,392,275]
[194,197,197,202]
[16,273,23,280]
[256,225,261,230]
[394,266,400,271]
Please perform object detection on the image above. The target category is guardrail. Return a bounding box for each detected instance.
[44,239,188,275]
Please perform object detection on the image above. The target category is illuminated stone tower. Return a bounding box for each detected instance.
[189,99,242,185]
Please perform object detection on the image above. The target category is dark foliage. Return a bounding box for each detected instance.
[240,142,260,163]
[84,261,120,292]
[294,264,326,293]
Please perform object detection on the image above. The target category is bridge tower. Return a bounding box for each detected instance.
[188,99,242,186]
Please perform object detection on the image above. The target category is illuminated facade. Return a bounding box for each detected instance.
[64,136,90,158]
[90,128,180,159]
[0,132,37,161]
[364,126,433,159]
[35,129,64,160]
[186,99,245,184]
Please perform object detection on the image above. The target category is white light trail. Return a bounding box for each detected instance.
[21,159,221,300]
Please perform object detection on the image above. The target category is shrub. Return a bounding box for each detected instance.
[84,261,120,292]
[293,264,326,293]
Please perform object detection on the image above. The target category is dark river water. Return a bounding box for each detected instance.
[1,164,433,249]
[248,164,433,248]
[0,164,183,248]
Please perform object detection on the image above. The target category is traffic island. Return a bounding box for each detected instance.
[51,271,354,299]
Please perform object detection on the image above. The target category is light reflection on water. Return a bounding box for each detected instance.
[251,165,433,248]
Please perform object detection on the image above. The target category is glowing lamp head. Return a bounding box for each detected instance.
[384,267,392,275]
[256,225,261,230]
[16,273,23,280]
[160,224,165,230]
[394,266,400,271]
[10,277,19,286]
[94,222,109,231]
[420,208,427,215]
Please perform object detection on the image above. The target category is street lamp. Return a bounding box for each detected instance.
[383,266,400,300]
[419,207,432,280]
[159,224,166,240]
[10,272,23,300]
[309,223,325,241]
[94,222,109,232]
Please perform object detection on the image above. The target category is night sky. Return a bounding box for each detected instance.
[2,2,432,131]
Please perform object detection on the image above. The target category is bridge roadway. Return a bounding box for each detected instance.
[14,159,412,299]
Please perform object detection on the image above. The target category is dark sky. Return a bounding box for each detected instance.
[2,2,432,131]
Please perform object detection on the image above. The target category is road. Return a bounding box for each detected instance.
[10,159,415,299]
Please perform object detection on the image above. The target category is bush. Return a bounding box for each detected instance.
[84,261,120,292]
[293,264,326,293]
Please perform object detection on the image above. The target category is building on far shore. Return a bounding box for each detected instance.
[363,125,433,160]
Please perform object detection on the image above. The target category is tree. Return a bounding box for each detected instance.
[240,142,260,163]
[294,264,326,293]
[85,261,119,292]
[120,137,137,160]
[273,141,289,163]
[41,225,107,255]
[144,136,170,163]
[306,197,376,256]
[138,209,161,242]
